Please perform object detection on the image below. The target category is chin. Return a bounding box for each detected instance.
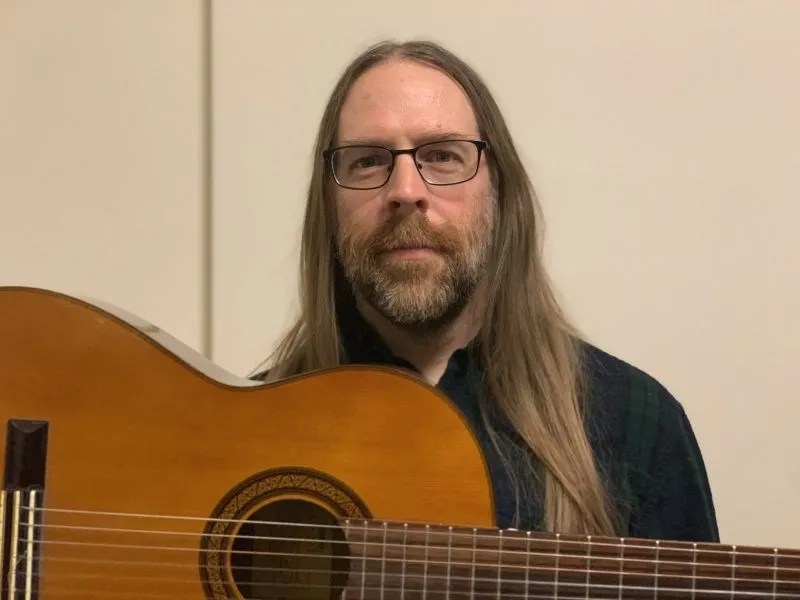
[376,286,459,327]
[379,261,444,284]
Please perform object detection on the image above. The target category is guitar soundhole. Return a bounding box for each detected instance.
[229,499,350,600]
[200,467,370,600]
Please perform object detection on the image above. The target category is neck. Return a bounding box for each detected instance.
[340,518,800,598]
[355,294,482,385]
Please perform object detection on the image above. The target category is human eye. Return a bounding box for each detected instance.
[418,142,467,165]
[346,148,390,172]
[430,150,458,162]
[351,154,383,169]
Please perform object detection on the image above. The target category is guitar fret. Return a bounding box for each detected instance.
[400,523,408,600]
[342,520,350,600]
[524,531,531,599]
[360,520,368,599]
[445,526,453,598]
[380,521,387,600]
[618,537,625,600]
[773,548,779,599]
[422,524,430,597]
[586,534,592,599]
[654,539,661,599]
[554,532,561,598]
[470,528,477,600]
[691,542,697,600]
[731,545,737,598]
[496,529,503,598]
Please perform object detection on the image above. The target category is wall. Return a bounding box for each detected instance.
[3,0,798,550]
[0,0,206,350]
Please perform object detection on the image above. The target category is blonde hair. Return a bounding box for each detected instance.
[261,40,618,536]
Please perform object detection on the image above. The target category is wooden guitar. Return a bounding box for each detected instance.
[0,286,797,599]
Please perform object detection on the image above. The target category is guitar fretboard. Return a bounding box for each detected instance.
[341,519,800,598]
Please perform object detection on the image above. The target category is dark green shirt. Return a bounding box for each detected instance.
[333,299,720,543]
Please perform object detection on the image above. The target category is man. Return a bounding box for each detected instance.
[256,40,718,542]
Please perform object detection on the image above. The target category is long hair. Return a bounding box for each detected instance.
[261,40,618,536]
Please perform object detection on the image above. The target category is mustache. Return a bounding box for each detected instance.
[368,214,461,255]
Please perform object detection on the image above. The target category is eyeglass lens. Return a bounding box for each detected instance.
[331,140,480,189]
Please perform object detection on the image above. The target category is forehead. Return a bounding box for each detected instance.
[337,59,480,146]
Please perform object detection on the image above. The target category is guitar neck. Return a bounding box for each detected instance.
[342,519,800,598]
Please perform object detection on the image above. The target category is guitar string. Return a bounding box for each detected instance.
[11,506,800,594]
[23,523,800,579]
[27,539,800,589]
[19,567,800,599]
[30,553,800,589]
[22,506,800,566]
[15,581,795,600]
[4,591,638,600]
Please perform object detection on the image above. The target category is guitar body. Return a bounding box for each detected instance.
[0,287,494,599]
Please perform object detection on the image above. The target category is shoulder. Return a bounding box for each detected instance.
[579,341,688,431]
[579,342,719,541]
[578,341,696,470]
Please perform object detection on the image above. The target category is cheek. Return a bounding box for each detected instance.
[335,192,382,236]
[435,182,493,228]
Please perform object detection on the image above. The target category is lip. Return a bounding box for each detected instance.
[384,247,437,259]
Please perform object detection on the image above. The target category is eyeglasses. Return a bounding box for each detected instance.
[323,139,488,190]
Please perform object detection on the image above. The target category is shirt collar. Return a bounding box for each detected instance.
[335,285,479,378]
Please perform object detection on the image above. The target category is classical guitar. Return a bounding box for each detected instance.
[0,286,797,599]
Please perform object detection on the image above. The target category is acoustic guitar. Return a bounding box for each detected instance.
[0,286,797,599]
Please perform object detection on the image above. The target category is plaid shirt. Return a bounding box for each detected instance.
[334,297,720,542]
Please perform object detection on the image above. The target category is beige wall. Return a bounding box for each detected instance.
[0,0,206,349]
[3,1,799,550]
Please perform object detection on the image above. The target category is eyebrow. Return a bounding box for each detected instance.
[337,130,479,147]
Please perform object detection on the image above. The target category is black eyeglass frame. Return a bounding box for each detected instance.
[322,139,489,190]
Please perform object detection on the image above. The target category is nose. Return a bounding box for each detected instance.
[384,153,430,213]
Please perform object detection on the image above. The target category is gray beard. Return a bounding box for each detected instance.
[352,257,481,334]
[337,193,496,334]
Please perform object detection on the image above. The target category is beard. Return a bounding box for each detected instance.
[336,196,495,333]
